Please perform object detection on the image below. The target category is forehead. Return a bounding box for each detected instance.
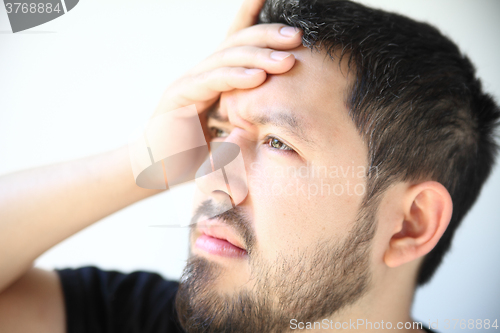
[219,46,355,146]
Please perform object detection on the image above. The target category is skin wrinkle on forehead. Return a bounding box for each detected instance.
[207,104,318,150]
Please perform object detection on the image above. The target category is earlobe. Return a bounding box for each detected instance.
[384,181,453,268]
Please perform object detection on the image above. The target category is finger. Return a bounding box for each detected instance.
[188,46,296,76]
[227,0,267,36]
[218,23,302,51]
[158,67,267,113]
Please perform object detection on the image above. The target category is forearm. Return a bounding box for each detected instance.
[0,146,162,292]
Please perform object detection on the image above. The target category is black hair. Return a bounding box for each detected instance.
[259,0,500,285]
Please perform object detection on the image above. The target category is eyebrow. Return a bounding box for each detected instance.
[207,106,316,148]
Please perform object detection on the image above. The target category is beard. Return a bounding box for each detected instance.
[175,200,376,333]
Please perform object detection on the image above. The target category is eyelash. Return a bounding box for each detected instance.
[264,136,296,154]
[209,127,296,154]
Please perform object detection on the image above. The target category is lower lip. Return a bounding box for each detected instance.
[195,234,247,258]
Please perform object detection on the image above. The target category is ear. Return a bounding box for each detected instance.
[384,181,453,268]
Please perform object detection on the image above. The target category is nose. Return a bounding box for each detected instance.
[194,141,249,212]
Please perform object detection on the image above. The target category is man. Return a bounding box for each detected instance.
[0,0,498,332]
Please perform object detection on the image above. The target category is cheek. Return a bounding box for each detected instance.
[246,158,365,261]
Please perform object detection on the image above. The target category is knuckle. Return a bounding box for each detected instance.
[239,45,257,57]
[212,47,235,63]
[210,49,225,63]
[265,24,275,38]
[222,33,237,47]
[194,71,211,84]
[265,24,281,40]
[235,45,260,62]
[258,48,273,61]
[227,67,240,77]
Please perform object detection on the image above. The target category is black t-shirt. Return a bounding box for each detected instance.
[57,267,438,333]
[56,267,184,333]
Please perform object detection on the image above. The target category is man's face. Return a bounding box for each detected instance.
[176,47,375,332]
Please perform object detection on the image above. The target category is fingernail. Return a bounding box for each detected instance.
[270,51,292,61]
[245,68,264,75]
[280,26,300,37]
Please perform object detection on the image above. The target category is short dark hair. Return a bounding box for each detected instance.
[259,0,500,285]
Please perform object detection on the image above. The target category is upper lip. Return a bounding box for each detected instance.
[197,219,246,251]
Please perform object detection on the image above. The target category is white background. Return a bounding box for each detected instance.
[1,0,499,330]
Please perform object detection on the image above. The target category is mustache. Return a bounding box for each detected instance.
[191,200,255,253]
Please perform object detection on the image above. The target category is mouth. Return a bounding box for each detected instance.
[194,220,248,258]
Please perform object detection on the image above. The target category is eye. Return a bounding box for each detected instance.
[265,136,295,153]
[209,127,229,139]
